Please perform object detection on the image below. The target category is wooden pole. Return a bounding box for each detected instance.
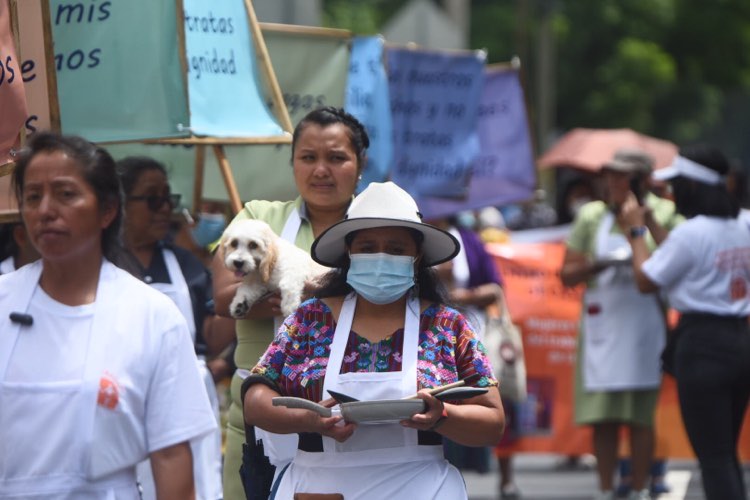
[244,0,293,133]
[7,0,24,162]
[212,145,242,213]
[142,135,291,146]
[40,0,60,132]
[174,0,191,130]
[192,145,206,212]
[259,22,351,39]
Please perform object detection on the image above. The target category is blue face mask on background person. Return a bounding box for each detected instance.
[347,253,416,305]
[192,212,227,248]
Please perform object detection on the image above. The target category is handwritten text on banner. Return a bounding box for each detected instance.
[183,0,283,137]
[386,47,485,198]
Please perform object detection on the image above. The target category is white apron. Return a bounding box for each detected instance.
[137,248,223,500]
[257,209,304,471]
[583,213,665,391]
[273,293,466,499]
[0,261,140,499]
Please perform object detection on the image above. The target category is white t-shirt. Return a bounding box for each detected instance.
[6,286,94,382]
[643,215,750,315]
[0,261,217,499]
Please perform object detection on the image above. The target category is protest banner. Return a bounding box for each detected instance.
[489,228,750,459]
[488,236,591,455]
[0,0,27,167]
[418,63,536,218]
[182,0,285,138]
[345,36,392,190]
[199,23,351,205]
[386,45,485,199]
[48,0,190,142]
[112,24,351,211]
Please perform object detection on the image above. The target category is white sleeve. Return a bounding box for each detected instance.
[145,313,217,452]
[642,226,694,288]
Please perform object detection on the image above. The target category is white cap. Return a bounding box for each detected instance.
[653,156,723,185]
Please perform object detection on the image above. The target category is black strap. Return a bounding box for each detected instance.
[297,430,442,452]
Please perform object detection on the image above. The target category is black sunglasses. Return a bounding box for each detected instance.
[128,193,181,212]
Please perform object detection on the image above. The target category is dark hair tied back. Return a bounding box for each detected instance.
[292,106,369,169]
[12,131,124,263]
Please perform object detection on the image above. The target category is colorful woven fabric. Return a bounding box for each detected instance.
[252,298,498,402]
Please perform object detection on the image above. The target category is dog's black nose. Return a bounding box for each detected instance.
[233,260,244,269]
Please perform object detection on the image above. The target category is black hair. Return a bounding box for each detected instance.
[291,106,370,170]
[314,228,448,304]
[556,175,596,224]
[671,144,738,218]
[12,131,124,262]
[116,156,168,197]
[0,223,19,263]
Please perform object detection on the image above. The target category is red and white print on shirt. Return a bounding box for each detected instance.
[97,370,120,410]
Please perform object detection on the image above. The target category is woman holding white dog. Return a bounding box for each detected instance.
[242,181,504,499]
[0,132,216,499]
[212,107,369,499]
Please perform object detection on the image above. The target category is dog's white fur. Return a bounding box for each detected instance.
[220,219,327,319]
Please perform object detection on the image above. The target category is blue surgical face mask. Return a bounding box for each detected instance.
[192,212,227,248]
[346,253,416,305]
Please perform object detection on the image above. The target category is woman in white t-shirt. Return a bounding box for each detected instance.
[620,145,750,500]
[0,132,216,499]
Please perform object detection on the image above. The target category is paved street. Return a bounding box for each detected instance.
[462,453,750,500]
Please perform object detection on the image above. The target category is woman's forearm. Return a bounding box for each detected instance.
[245,384,356,442]
[151,442,195,500]
[210,251,240,317]
[431,388,505,446]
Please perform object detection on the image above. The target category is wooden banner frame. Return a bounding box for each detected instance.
[6,0,296,216]
[153,18,352,212]
[145,0,297,213]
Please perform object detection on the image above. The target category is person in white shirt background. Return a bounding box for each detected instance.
[620,144,750,500]
[0,131,216,500]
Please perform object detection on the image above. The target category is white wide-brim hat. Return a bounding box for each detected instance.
[311,181,460,268]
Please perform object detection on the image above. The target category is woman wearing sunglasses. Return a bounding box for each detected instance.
[117,156,225,500]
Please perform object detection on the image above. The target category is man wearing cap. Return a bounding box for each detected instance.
[560,148,682,500]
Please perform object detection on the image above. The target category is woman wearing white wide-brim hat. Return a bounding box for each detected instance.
[241,182,505,499]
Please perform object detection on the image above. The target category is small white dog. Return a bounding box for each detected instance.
[220,219,327,319]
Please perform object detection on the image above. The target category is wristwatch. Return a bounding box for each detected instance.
[629,226,647,238]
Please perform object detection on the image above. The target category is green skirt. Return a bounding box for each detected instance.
[574,331,659,427]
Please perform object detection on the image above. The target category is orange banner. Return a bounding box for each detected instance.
[488,240,590,455]
[488,232,750,459]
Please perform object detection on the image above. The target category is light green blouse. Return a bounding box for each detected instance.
[566,193,683,289]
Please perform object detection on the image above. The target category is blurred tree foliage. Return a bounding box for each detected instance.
[322,0,750,164]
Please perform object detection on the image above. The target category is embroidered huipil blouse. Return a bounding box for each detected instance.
[251,298,498,402]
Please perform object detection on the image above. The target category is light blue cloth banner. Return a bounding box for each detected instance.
[345,36,392,191]
[418,67,536,218]
[386,47,484,198]
[183,0,283,137]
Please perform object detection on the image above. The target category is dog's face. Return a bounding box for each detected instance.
[220,220,278,282]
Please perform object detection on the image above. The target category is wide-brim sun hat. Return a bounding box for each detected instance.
[311,181,460,268]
